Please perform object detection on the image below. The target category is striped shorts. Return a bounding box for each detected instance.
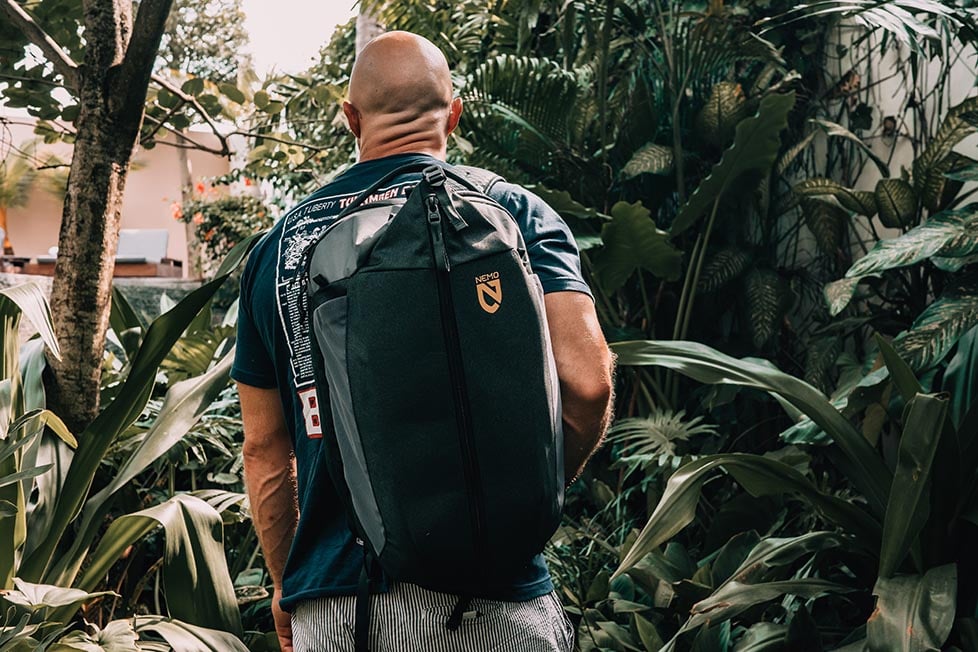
[291,583,575,651]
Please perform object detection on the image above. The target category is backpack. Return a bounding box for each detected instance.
[304,163,564,641]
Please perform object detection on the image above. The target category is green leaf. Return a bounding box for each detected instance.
[73,495,242,636]
[698,248,752,292]
[253,90,270,110]
[0,283,60,361]
[812,118,891,177]
[892,272,978,370]
[875,178,918,228]
[612,453,878,579]
[611,340,892,515]
[217,83,246,104]
[696,81,748,148]
[794,177,877,216]
[592,201,683,292]
[1,579,115,610]
[134,617,249,652]
[845,206,978,279]
[879,394,948,578]
[634,613,665,650]
[801,198,846,253]
[914,97,978,193]
[875,335,922,402]
[671,92,795,236]
[110,286,144,335]
[733,623,787,651]
[744,268,781,348]
[867,564,956,652]
[51,619,139,652]
[181,77,204,96]
[825,276,863,316]
[622,143,674,178]
[680,579,847,636]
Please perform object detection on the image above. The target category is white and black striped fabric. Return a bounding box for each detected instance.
[291,583,575,651]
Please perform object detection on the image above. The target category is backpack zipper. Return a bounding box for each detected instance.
[426,194,488,557]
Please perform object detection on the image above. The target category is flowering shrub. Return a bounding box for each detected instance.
[176,185,272,276]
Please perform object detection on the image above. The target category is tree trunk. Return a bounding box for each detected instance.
[355,10,385,55]
[177,134,202,279]
[47,0,173,433]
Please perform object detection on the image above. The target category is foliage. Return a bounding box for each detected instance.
[177,188,273,276]
[0,236,261,649]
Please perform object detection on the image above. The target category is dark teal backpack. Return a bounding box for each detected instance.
[304,163,564,646]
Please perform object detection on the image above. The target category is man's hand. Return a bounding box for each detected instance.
[272,586,293,651]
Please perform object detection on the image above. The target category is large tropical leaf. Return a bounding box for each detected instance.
[612,340,891,514]
[0,578,114,611]
[695,81,747,148]
[613,453,879,578]
[592,201,684,292]
[893,272,978,370]
[50,351,235,587]
[135,616,249,652]
[70,494,242,636]
[794,177,877,217]
[824,276,865,316]
[867,564,956,652]
[845,205,978,279]
[875,178,917,228]
[461,54,580,167]
[879,394,948,578]
[914,97,978,191]
[800,198,846,253]
[698,247,752,292]
[0,283,59,361]
[49,619,139,652]
[671,92,795,236]
[622,143,674,179]
[744,268,782,348]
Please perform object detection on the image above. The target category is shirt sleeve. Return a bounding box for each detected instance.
[231,246,278,389]
[490,181,593,298]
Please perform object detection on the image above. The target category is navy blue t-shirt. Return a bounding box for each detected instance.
[232,153,591,612]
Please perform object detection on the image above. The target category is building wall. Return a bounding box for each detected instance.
[4,122,230,276]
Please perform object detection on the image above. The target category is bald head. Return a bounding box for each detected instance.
[343,31,463,161]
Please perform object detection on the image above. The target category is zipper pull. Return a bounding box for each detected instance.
[427,195,450,272]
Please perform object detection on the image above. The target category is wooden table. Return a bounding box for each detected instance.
[20,259,183,278]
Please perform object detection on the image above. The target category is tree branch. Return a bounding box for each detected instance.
[113,0,173,115]
[141,115,230,156]
[150,74,231,151]
[0,0,79,89]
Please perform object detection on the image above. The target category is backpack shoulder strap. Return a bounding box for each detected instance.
[450,165,504,194]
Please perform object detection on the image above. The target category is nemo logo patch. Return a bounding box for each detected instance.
[475,272,502,314]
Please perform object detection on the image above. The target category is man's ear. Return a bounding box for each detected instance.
[446,97,463,135]
[343,101,362,138]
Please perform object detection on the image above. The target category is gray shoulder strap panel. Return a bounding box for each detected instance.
[451,165,504,194]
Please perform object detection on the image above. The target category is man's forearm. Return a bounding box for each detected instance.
[562,366,615,483]
[244,444,298,588]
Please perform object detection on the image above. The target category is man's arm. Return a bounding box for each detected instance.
[545,291,615,483]
[239,382,297,651]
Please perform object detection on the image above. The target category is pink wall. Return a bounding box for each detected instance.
[5,123,230,277]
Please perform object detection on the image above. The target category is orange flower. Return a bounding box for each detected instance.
[171,202,183,220]
[195,182,206,194]
[204,228,216,241]
[192,212,204,225]
[243,177,253,186]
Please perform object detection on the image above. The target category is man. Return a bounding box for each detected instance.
[234,31,614,651]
